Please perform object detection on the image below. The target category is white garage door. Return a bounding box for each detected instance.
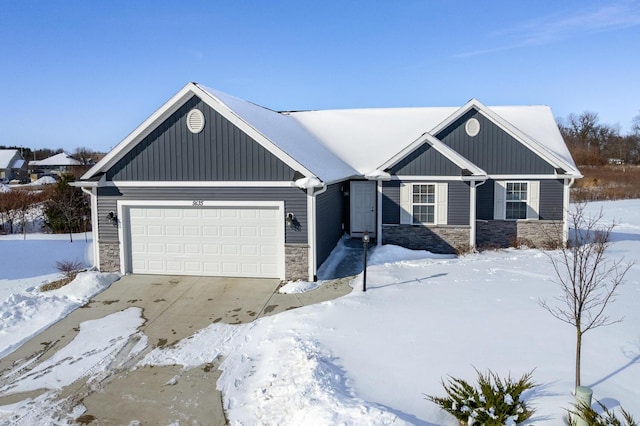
[127,206,283,278]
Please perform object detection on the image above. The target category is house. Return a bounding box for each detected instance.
[29,152,83,180]
[75,82,582,281]
[0,149,27,183]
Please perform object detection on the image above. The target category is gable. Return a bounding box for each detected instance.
[105,96,296,182]
[387,142,466,176]
[436,109,556,175]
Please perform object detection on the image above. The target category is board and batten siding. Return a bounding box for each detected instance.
[106,96,296,182]
[381,180,469,225]
[315,183,344,267]
[388,143,465,176]
[96,186,307,244]
[539,179,564,220]
[436,109,556,175]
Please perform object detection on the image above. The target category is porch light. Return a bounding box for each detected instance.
[106,211,118,225]
[285,212,301,231]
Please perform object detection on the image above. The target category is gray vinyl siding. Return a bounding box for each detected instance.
[315,183,345,267]
[388,143,463,176]
[106,96,296,182]
[96,186,307,244]
[539,179,564,220]
[381,180,469,225]
[447,181,470,225]
[382,181,400,224]
[436,109,556,175]
[476,181,495,220]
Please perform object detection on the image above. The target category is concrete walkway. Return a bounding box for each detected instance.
[0,274,352,425]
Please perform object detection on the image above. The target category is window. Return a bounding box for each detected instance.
[505,182,528,220]
[412,184,435,224]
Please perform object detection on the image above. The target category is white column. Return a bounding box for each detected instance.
[377,180,383,246]
[307,189,316,281]
[469,181,477,249]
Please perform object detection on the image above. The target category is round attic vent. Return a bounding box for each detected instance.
[465,118,480,137]
[186,108,205,134]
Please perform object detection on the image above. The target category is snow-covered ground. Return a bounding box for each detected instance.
[1,201,639,425]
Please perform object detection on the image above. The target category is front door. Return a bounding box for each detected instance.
[350,181,376,237]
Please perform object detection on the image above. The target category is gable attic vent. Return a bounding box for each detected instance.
[465,118,480,137]
[186,108,205,134]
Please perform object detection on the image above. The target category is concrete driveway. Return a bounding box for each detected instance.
[0,274,352,425]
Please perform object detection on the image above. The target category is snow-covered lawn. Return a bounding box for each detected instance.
[1,202,639,425]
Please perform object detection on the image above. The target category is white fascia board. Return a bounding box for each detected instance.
[83,82,318,183]
[193,84,317,180]
[82,83,198,180]
[106,180,296,188]
[391,175,478,181]
[430,98,577,174]
[379,132,486,177]
[69,180,99,188]
[490,174,577,180]
[117,199,284,208]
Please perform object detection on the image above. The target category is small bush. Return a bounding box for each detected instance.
[567,400,637,426]
[56,258,83,277]
[425,369,536,426]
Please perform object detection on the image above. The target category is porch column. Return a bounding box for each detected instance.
[377,180,383,246]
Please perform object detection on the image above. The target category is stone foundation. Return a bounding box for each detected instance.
[99,241,121,272]
[382,225,471,254]
[285,244,309,281]
[476,220,563,249]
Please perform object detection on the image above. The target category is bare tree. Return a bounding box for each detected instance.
[540,203,633,389]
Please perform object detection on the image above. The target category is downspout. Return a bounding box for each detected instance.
[563,178,576,245]
[307,183,327,282]
[81,187,99,270]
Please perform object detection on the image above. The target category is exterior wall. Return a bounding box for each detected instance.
[285,244,309,281]
[106,96,295,182]
[539,179,564,220]
[436,109,556,175]
[476,181,494,220]
[388,143,464,176]
[382,225,470,254]
[315,182,345,268]
[382,181,400,224]
[477,220,563,248]
[95,185,308,279]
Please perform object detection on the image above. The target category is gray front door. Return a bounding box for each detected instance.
[350,181,376,237]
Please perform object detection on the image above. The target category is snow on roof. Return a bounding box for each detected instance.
[0,149,22,169]
[289,105,579,175]
[30,152,82,167]
[198,85,358,184]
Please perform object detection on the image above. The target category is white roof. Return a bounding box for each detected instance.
[289,105,579,176]
[0,149,21,169]
[30,153,82,167]
[83,83,580,184]
[198,85,357,183]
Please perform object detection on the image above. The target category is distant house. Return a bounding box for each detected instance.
[28,152,82,180]
[75,82,582,281]
[0,149,28,183]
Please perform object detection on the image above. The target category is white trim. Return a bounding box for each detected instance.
[307,191,316,281]
[106,180,297,188]
[563,178,575,244]
[81,187,100,270]
[391,175,483,182]
[83,82,318,182]
[377,180,383,246]
[429,98,580,175]
[490,174,573,180]
[469,181,478,249]
[116,199,286,279]
[378,132,486,177]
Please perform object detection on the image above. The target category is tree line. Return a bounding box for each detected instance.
[0,145,103,165]
[557,111,640,166]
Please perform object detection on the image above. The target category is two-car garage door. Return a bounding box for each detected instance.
[126,205,284,278]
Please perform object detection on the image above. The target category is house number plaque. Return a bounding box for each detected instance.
[192,200,204,207]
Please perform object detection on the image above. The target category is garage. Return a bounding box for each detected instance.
[123,203,284,279]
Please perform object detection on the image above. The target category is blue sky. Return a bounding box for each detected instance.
[1,0,639,153]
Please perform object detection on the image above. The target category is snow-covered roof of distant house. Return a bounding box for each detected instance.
[29,153,82,167]
[0,149,22,169]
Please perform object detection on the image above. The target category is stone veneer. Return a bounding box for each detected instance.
[476,220,563,248]
[99,241,121,272]
[285,244,309,281]
[382,225,470,254]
